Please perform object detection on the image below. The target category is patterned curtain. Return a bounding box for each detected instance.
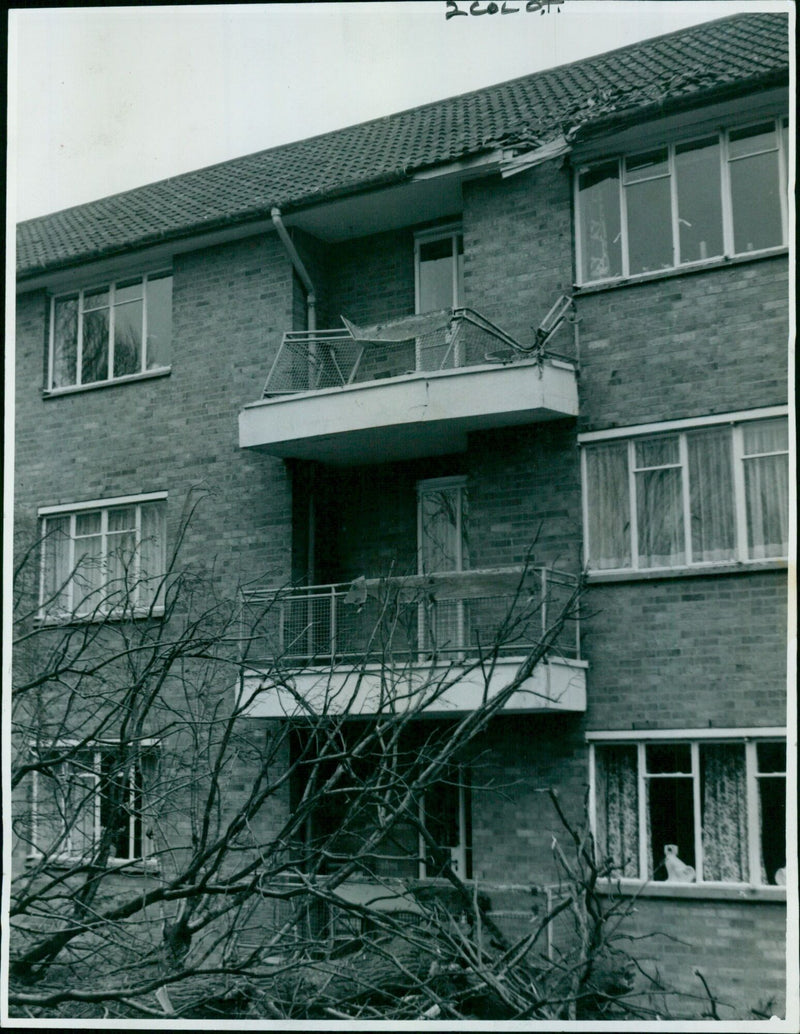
[597,746,638,878]
[701,743,748,882]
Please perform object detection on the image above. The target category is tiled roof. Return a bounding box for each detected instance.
[17,12,788,279]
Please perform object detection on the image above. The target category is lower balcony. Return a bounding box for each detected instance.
[240,567,586,718]
[239,308,579,464]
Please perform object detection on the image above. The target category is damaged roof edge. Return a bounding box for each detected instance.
[568,67,789,145]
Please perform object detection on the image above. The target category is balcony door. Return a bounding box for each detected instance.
[414,227,464,370]
[417,476,468,657]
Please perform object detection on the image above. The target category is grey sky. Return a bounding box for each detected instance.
[8,1,784,223]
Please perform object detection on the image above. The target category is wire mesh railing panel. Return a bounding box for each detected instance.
[262,311,540,397]
[264,333,364,396]
[243,568,579,667]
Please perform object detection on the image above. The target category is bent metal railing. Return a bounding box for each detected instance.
[262,308,544,398]
[241,567,580,667]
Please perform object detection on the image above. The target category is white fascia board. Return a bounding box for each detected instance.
[411,149,505,182]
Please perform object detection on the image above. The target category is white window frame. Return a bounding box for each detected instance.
[29,740,158,867]
[588,730,787,890]
[417,476,468,657]
[38,493,167,620]
[414,225,464,314]
[48,270,172,391]
[574,117,789,286]
[579,409,789,573]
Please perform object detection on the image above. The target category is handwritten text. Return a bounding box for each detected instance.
[446,0,563,19]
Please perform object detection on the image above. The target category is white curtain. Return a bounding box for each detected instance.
[635,437,684,568]
[585,442,630,569]
[743,419,788,559]
[42,515,72,614]
[688,427,735,562]
[139,502,166,607]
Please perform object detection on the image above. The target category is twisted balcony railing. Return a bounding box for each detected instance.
[241,566,580,667]
[262,308,548,398]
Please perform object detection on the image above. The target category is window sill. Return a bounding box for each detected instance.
[26,853,160,875]
[596,878,786,903]
[587,559,787,584]
[573,246,788,295]
[42,367,171,397]
[36,606,165,627]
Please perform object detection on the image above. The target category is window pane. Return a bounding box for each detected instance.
[42,515,72,614]
[728,122,777,159]
[81,308,109,383]
[636,468,684,567]
[100,752,135,860]
[635,436,679,468]
[418,236,461,312]
[52,297,78,387]
[758,776,786,885]
[626,176,672,274]
[107,530,136,595]
[744,454,788,558]
[585,442,630,569]
[701,743,747,882]
[419,487,466,573]
[757,742,786,773]
[596,746,639,878]
[675,137,723,262]
[646,743,691,774]
[687,428,735,562]
[648,776,695,881]
[73,534,105,614]
[625,147,668,182]
[729,150,783,252]
[115,279,143,303]
[113,299,143,377]
[139,502,166,606]
[146,274,173,369]
[83,287,109,309]
[578,162,622,281]
[424,769,467,877]
[742,418,788,455]
[75,511,102,536]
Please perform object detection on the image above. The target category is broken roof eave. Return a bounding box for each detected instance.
[568,68,789,147]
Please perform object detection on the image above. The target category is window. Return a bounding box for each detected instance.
[576,118,789,283]
[592,736,786,887]
[290,724,472,880]
[415,228,464,315]
[49,271,172,389]
[39,495,167,619]
[32,743,158,865]
[581,415,788,572]
[417,477,469,655]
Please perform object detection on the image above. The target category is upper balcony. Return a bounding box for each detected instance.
[239,306,579,465]
[240,566,586,719]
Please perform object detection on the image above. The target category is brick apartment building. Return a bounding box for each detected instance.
[13,12,791,1017]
